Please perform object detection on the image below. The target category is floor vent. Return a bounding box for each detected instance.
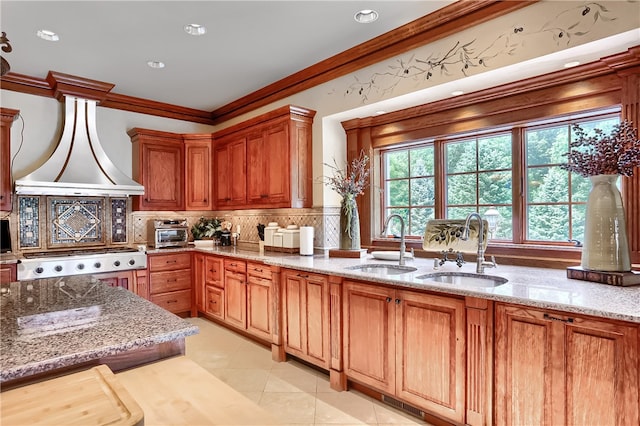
[381,395,425,418]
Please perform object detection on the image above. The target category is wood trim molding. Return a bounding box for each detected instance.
[0,1,533,126]
[345,47,640,266]
[0,107,19,123]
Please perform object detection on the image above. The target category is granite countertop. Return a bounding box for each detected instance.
[189,246,640,324]
[0,276,198,383]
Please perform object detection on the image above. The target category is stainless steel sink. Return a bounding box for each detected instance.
[416,272,508,287]
[345,264,418,275]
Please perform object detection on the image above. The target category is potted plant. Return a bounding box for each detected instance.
[191,217,223,247]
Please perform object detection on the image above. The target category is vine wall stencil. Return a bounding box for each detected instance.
[339,1,630,104]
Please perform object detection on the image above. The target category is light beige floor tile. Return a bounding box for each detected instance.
[211,368,270,392]
[315,374,334,393]
[228,344,279,370]
[239,391,264,404]
[258,392,317,424]
[264,365,318,393]
[314,391,378,424]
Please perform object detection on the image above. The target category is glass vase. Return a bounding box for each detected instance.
[581,174,631,272]
[339,195,361,250]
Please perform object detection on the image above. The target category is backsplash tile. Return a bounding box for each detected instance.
[18,196,40,249]
[49,197,105,246]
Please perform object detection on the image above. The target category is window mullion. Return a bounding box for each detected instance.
[512,127,524,244]
[434,139,446,219]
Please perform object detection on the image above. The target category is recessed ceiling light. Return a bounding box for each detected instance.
[354,9,379,24]
[184,24,207,36]
[451,90,464,96]
[36,29,59,41]
[147,60,165,69]
[564,61,581,68]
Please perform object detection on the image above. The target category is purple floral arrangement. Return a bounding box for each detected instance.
[561,120,640,177]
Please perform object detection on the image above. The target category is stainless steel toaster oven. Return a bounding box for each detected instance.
[149,219,189,248]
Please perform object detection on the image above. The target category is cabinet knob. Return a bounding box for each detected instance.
[395,298,401,304]
[386,297,392,303]
[543,313,574,323]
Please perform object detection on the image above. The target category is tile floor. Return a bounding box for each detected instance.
[185,317,432,426]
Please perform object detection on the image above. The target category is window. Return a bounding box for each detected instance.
[445,132,513,239]
[379,109,620,244]
[524,114,620,243]
[382,144,435,236]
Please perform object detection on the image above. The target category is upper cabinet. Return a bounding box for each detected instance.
[184,134,213,210]
[129,128,213,211]
[213,105,315,210]
[0,108,19,212]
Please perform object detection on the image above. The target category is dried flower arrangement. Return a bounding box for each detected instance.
[324,150,370,199]
[560,120,640,177]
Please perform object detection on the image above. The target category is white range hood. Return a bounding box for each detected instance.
[14,95,145,197]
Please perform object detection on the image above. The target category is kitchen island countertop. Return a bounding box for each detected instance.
[0,276,198,384]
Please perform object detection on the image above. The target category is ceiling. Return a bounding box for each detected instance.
[0,1,456,112]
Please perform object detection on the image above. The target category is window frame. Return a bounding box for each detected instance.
[374,108,622,248]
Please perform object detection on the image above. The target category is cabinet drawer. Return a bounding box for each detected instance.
[205,256,224,287]
[247,262,272,280]
[150,270,191,294]
[205,285,224,320]
[224,259,246,274]
[151,289,191,314]
[149,253,191,272]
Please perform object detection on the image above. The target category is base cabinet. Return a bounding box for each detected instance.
[246,262,273,342]
[148,252,192,315]
[0,263,16,284]
[343,281,466,423]
[495,303,639,426]
[282,269,330,369]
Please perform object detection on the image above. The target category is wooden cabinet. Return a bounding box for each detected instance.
[212,105,315,210]
[281,269,330,369]
[343,280,466,423]
[184,134,213,210]
[214,137,246,208]
[495,303,639,426]
[129,128,184,211]
[0,263,16,284]
[246,261,273,342]
[1,108,19,211]
[195,253,225,320]
[93,270,133,290]
[246,121,288,205]
[223,258,247,330]
[148,252,192,315]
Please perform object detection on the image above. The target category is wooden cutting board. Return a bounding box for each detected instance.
[1,365,143,426]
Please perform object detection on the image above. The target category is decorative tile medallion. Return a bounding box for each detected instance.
[18,196,40,249]
[111,198,128,243]
[423,219,488,254]
[49,198,104,245]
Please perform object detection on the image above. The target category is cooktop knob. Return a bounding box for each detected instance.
[128,259,136,266]
[35,267,44,274]
[77,263,85,270]
[113,260,121,267]
[54,265,63,272]
[94,262,102,268]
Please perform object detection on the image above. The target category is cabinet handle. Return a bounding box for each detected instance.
[166,260,177,264]
[168,278,177,282]
[254,268,263,272]
[297,273,309,278]
[395,298,401,305]
[543,313,574,323]
[167,299,178,303]
[261,194,268,198]
[386,297,392,303]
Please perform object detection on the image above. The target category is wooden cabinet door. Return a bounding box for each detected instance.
[0,109,18,212]
[495,304,566,426]
[205,285,225,320]
[93,271,133,290]
[343,281,396,394]
[184,136,212,210]
[214,137,246,209]
[283,271,306,357]
[564,317,639,426]
[193,253,205,311]
[246,274,272,341]
[224,270,247,330]
[0,264,16,284]
[246,122,289,207]
[303,273,330,368]
[395,290,466,423]
[130,133,184,211]
[205,256,223,288]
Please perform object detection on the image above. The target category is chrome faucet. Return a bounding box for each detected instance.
[461,212,497,274]
[382,214,407,266]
